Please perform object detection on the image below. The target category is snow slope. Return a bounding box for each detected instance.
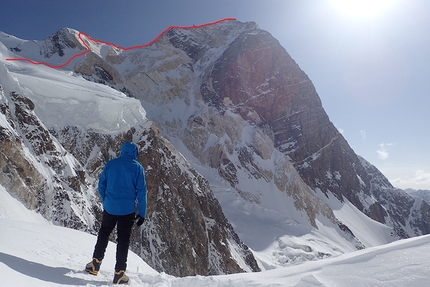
[0,39,149,135]
[1,184,430,287]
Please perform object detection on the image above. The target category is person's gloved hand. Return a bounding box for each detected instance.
[135,214,145,226]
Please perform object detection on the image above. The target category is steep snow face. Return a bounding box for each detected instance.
[1,41,147,134]
[0,28,84,67]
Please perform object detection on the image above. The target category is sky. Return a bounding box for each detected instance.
[1,0,429,190]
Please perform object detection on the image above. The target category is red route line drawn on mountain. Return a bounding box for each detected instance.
[6,18,237,69]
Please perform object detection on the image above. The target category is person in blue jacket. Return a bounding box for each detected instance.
[85,142,147,284]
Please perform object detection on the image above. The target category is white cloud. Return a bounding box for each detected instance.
[360,130,366,140]
[335,124,344,134]
[377,142,394,160]
[377,149,388,160]
[392,169,430,190]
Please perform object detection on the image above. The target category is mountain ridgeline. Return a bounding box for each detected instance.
[1,20,429,276]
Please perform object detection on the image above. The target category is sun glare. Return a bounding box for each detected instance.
[331,0,396,18]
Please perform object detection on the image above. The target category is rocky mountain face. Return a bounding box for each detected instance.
[0,87,101,232]
[54,123,259,276]
[359,156,430,237]
[70,19,430,240]
[0,38,259,275]
[406,188,430,207]
[76,22,342,226]
[1,19,429,274]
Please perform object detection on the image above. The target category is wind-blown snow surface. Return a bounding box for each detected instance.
[1,184,430,287]
[0,40,147,135]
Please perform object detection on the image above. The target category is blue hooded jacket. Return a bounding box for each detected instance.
[98,142,147,217]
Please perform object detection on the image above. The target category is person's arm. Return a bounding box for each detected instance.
[136,165,148,218]
[98,165,108,202]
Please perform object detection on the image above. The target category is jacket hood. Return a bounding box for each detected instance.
[120,142,139,159]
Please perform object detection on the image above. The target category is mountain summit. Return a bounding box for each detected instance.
[1,20,429,275]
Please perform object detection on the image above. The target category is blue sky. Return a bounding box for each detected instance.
[1,0,429,189]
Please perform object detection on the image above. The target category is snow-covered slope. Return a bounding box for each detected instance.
[0,185,159,287]
[0,34,147,134]
[0,28,84,67]
[2,184,430,287]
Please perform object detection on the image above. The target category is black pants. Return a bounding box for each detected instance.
[93,210,135,271]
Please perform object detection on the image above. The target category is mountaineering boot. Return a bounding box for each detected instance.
[113,270,129,284]
[85,258,102,275]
